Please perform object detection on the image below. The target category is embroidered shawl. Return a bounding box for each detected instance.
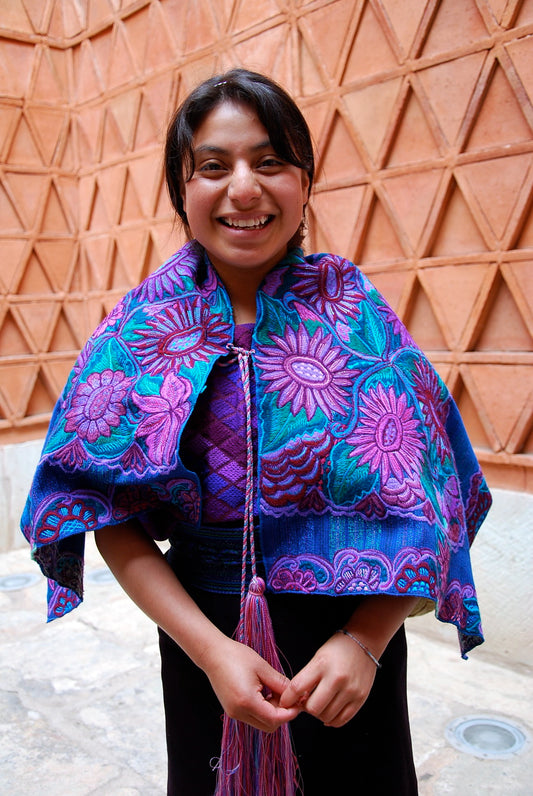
[21,242,491,656]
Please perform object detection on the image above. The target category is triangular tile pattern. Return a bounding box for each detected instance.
[0,0,532,488]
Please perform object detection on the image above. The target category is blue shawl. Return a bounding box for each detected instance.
[21,242,491,656]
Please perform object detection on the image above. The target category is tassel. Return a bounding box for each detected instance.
[214,343,300,795]
[214,576,299,796]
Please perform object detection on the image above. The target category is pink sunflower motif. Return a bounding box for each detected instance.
[130,297,231,374]
[255,325,355,420]
[348,383,424,484]
[65,369,134,443]
[291,258,365,324]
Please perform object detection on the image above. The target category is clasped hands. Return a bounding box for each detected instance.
[205,631,378,733]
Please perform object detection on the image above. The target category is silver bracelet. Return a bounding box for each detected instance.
[336,629,382,669]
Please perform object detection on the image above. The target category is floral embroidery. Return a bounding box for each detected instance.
[120,441,147,474]
[333,554,386,594]
[50,438,87,469]
[376,303,416,348]
[93,302,125,339]
[466,471,492,545]
[354,492,388,519]
[48,583,80,619]
[256,324,355,420]
[381,474,427,512]
[260,430,333,512]
[439,476,466,550]
[440,586,469,627]
[348,384,424,483]
[290,257,365,324]
[133,373,191,466]
[130,297,231,373]
[65,369,134,444]
[394,555,437,598]
[269,565,319,592]
[37,498,98,544]
[21,244,489,655]
[134,254,189,302]
[269,548,437,599]
[413,359,449,462]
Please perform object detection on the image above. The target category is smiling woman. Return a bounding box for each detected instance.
[176,102,310,323]
[21,68,491,796]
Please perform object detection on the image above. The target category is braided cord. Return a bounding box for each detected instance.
[227,343,256,642]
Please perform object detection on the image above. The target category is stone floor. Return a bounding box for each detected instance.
[1,537,531,796]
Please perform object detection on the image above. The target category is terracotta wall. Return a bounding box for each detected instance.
[1,0,532,491]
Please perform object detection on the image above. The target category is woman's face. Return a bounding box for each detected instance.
[181,101,309,287]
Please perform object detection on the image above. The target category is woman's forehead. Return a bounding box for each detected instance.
[192,101,272,150]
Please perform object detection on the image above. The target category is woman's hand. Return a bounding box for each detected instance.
[279,594,420,727]
[279,631,377,727]
[95,522,299,732]
[201,636,301,732]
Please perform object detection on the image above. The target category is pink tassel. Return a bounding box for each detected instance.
[214,576,300,796]
[215,344,300,794]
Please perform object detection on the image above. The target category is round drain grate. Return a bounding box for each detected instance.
[86,567,116,585]
[0,572,41,592]
[446,715,527,759]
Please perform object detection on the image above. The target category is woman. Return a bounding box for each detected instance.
[22,69,491,795]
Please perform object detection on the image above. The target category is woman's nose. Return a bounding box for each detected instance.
[227,164,261,205]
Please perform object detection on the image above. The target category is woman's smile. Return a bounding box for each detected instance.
[217,214,273,230]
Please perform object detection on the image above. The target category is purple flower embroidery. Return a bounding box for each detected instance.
[381,473,426,511]
[377,303,416,348]
[466,471,491,545]
[130,297,231,374]
[291,257,365,324]
[93,302,125,339]
[334,559,384,594]
[256,325,355,420]
[440,475,466,550]
[270,566,319,592]
[133,373,191,466]
[65,369,133,443]
[51,438,87,469]
[348,384,424,483]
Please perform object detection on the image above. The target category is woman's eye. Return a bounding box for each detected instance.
[259,158,284,169]
[198,162,225,173]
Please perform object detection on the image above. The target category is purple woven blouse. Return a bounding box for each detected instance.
[179,323,258,524]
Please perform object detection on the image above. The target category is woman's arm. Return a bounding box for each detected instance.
[95,521,299,731]
[279,594,419,727]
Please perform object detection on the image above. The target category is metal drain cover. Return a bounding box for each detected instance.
[446,715,527,759]
[0,572,41,592]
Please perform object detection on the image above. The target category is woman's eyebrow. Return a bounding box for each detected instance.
[193,139,272,156]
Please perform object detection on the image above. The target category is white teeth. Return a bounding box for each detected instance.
[222,215,269,229]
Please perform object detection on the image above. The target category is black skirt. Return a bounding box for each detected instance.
[158,581,418,796]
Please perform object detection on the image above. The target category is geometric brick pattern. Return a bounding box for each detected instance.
[0,0,532,491]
